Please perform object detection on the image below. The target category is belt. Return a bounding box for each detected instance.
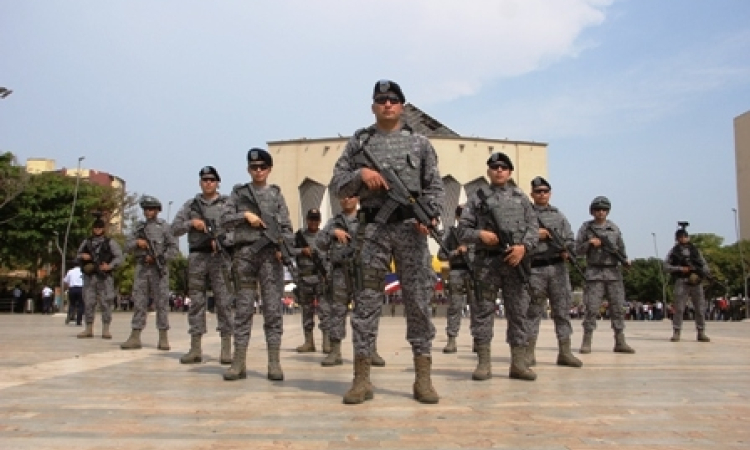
[361,206,414,224]
[530,256,564,268]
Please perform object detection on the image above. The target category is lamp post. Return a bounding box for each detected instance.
[60,156,85,305]
[53,231,64,312]
[732,208,749,318]
[652,232,667,314]
[166,200,173,223]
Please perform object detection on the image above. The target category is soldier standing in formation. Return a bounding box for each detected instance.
[76,217,123,340]
[525,176,582,368]
[664,224,711,343]
[171,166,235,365]
[576,196,635,355]
[459,152,539,382]
[293,208,329,354]
[121,196,179,350]
[437,204,476,354]
[220,148,291,382]
[331,79,444,404]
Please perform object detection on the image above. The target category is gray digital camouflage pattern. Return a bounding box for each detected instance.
[459,185,538,347]
[330,124,444,357]
[528,204,575,341]
[77,236,123,325]
[294,228,328,333]
[171,194,234,336]
[221,183,292,348]
[575,219,628,333]
[125,219,178,330]
[665,244,709,331]
[437,226,475,338]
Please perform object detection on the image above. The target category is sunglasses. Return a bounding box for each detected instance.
[488,163,509,171]
[532,189,550,194]
[201,177,217,182]
[249,164,270,171]
[373,94,402,105]
[592,207,609,212]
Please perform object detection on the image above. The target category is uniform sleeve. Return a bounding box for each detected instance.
[291,229,304,257]
[330,136,364,199]
[220,188,247,230]
[108,239,124,270]
[664,247,681,273]
[458,194,482,244]
[162,223,179,261]
[575,222,591,256]
[615,226,628,260]
[437,228,454,261]
[520,197,539,251]
[76,240,88,259]
[171,199,195,237]
[315,219,335,252]
[420,138,445,218]
[560,214,576,252]
[697,250,710,275]
[275,189,295,244]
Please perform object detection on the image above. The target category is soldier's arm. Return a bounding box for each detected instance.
[664,248,682,273]
[162,224,180,261]
[330,137,365,199]
[220,187,247,230]
[458,195,482,244]
[615,225,628,260]
[76,240,88,259]
[520,196,539,251]
[436,229,453,261]
[419,138,445,218]
[575,222,591,256]
[560,214,576,250]
[108,239,124,270]
[170,200,195,237]
[315,219,335,252]
[275,189,295,245]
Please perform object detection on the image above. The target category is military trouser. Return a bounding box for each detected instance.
[297,281,325,333]
[528,262,574,341]
[186,252,233,336]
[327,266,352,341]
[672,279,706,331]
[317,286,331,333]
[445,269,475,337]
[582,280,626,333]
[83,274,115,325]
[233,245,284,348]
[353,221,435,357]
[130,264,170,330]
[471,253,531,347]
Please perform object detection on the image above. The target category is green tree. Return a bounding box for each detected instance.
[623,258,668,303]
[0,152,30,215]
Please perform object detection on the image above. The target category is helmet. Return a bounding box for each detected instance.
[139,195,162,211]
[589,196,611,212]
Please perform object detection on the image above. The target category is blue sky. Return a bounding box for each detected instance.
[1,0,749,258]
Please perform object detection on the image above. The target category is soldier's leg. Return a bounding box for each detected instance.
[607,281,634,353]
[691,285,710,341]
[328,268,350,342]
[82,279,97,325]
[672,281,687,331]
[258,249,284,380]
[187,253,209,337]
[527,266,550,342]
[209,253,234,363]
[296,285,316,352]
[582,281,604,335]
[224,250,257,380]
[445,269,467,339]
[155,269,170,331]
[548,264,574,342]
[101,277,114,326]
[130,266,150,331]
[317,284,332,352]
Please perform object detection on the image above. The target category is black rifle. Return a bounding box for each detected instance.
[356,145,451,258]
[244,185,299,285]
[136,225,167,277]
[191,200,236,293]
[586,223,630,268]
[446,225,481,301]
[476,189,532,295]
[82,239,110,278]
[537,217,585,278]
[295,230,328,280]
[671,245,729,292]
[332,215,358,294]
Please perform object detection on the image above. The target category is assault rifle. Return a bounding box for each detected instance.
[586,223,630,268]
[537,217,585,278]
[476,189,532,295]
[672,246,729,292]
[136,225,167,277]
[295,230,328,280]
[446,225,481,301]
[191,200,236,293]
[244,185,299,284]
[332,215,358,294]
[82,239,110,278]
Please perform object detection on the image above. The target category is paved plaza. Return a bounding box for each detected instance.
[0,311,748,450]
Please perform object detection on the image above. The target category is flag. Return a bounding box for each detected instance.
[384,273,400,293]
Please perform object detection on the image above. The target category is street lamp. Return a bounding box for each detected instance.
[53,231,64,312]
[652,232,667,315]
[60,156,85,306]
[732,208,749,318]
[167,200,174,223]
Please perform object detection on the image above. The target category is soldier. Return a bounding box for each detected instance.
[76,217,124,339]
[171,166,235,365]
[293,208,328,353]
[437,204,476,354]
[331,79,444,404]
[121,196,179,351]
[220,148,292,382]
[525,176,582,368]
[459,152,539,382]
[575,196,635,354]
[664,223,711,343]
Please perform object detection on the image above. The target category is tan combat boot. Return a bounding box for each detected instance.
[321,340,343,366]
[526,337,537,367]
[220,333,232,365]
[77,323,94,339]
[472,344,492,381]
[322,331,331,354]
[267,344,284,381]
[120,329,142,350]
[579,331,593,354]
[180,335,202,364]
[370,343,386,367]
[343,356,373,404]
[509,346,537,381]
[413,355,439,404]
[670,329,681,342]
[296,331,316,353]
[101,322,112,340]
[613,331,635,354]
[697,330,711,342]
[157,329,170,351]
[223,345,247,381]
[443,336,457,354]
[556,338,583,367]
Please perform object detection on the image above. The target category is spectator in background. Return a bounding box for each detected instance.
[64,262,84,326]
[41,285,54,314]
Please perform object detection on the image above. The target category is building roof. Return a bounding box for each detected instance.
[402,104,460,137]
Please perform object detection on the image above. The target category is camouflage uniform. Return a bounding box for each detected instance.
[664,243,709,334]
[331,123,444,358]
[77,235,124,326]
[126,218,178,330]
[437,226,476,341]
[171,194,234,337]
[221,183,292,349]
[293,228,328,335]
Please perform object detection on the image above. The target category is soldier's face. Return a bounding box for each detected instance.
[339,196,359,212]
[678,235,690,244]
[143,208,159,220]
[371,93,403,122]
[199,177,218,195]
[591,208,609,220]
[248,163,271,183]
[487,163,512,186]
[531,187,551,206]
[92,226,105,236]
[306,218,321,232]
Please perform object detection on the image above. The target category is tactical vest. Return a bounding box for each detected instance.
[584,220,622,266]
[232,183,281,246]
[188,195,228,252]
[329,214,358,265]
[81,236,113,274]
[295,228,324,276]
[668,243,703,279]
[476,186,528,251]
[533,205,566,259]
[133,219,168,259]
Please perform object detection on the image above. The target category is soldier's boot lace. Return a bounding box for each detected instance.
[556,338,583,367]
[120,329,142,350]
[413,355,439,404]
[296,330,316,353]
[157,329,170,351]
[370,343,386,367]
[443,336,457,354]
[101,322,112,340]
[77,323,94,339]
[267,344,284,381]
[223,345,247,381]
[670,329,681,342]
[509,346,537,381]
[220,334,232,364]
[343,356,373,404]
[321,340,343,367]
[180,335,202,364]
[613,331,635,354]
[472,344,492,381]
[579,331,593,354]
[697,330,711,342]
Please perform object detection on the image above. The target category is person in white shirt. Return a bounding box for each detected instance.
[41,285,54,314]
[64,262,85,325]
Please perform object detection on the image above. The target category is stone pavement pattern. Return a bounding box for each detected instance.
[0,313,748,450]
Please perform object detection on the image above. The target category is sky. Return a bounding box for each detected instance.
[1,0,749,259]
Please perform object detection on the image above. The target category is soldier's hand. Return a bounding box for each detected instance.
[333,229,350,243]
[145,255,154,264]
[589,238,601,247]
[80,253,92,261]
[456,245,468,255]
[191,219,207,232]
[479,230,499,246]
[136,239,149,249]
[681,266,691,273]
[361,167,389,191]
[561,251,569,260]
[302,247,312,257]
[275,251,282,261]
[538,228,550,240]
[504,244,526,267]
[244,212,265,228]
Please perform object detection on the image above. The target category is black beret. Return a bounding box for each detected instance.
[306,208,322,220]
[198,165,221,181]
[247,148,273,166]
[486,152,514,171]
[373,79,406,103]
[531,176,551,190]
